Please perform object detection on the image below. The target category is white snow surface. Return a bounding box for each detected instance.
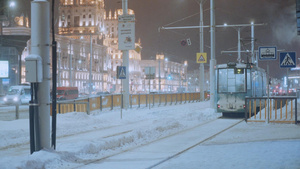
[0,101,299,169]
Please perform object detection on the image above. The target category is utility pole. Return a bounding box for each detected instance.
[199,0,205,101]
[69,41,72,86]
[31,0,50,150]
[209,0,216,109]
[251,22,255,64]
[89,33,93,95]
[58,47,61,87]
[121,0,130,109]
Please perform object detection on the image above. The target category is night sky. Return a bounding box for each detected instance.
[105,0,299,79]
[5,0,299,79]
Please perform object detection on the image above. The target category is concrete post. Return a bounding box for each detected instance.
[210,0,216,110]
[122,0,129,109]
[31,0,50,149]
[199,1,205,101]
[69,41,72,86]
[89,33,93,95]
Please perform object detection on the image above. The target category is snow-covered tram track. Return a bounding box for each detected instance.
[0,119,148,155]
[146,119,244,169]
[73,118,243,169]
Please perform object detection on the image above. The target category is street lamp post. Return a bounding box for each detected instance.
[158,57,161,93]
[121,0,130,109]
[58,47,61,87]
[69,41,72,87]
[210,0,216,109]
[199,0,205,101]
[156,53,164,93]
[89,32,93,95]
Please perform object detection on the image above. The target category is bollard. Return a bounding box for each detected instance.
[138,94,140,108]
[100,96,102,111]
[15,104,19,119]
[87,102,90,115]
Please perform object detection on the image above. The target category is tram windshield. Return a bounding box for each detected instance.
[218,68,246,93]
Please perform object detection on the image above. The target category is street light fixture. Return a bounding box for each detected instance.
[9,1,15,8]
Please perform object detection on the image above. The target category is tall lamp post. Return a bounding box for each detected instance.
[156,53,164,93]
[198,0,205,101]
[209,0,216,109]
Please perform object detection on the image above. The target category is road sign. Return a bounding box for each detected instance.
[117,66,126,79]
[181,39,187,46]
[118,15,135,50]
[259,46,277,60]
[196,53,207,63]
[280,52,296,68]
[187,38,192,46]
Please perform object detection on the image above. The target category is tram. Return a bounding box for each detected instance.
[216,62,267,116]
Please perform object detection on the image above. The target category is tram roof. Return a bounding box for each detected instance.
[216,62,266,73]
[216,62,248,69]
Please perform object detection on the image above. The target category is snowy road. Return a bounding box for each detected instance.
[0,105,29,120]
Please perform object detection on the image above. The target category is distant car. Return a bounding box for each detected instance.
[56,87,79,100]
[3,85,31,105]
[96,91,110,96]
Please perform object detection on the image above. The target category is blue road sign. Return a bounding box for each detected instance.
[117,66,126,79]
[280,52,296,68]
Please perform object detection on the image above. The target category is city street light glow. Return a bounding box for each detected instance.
[9,1,16,8]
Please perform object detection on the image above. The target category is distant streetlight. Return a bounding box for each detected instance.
[9,1,16,8]
[7,1,16,26]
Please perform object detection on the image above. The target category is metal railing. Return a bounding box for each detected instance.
[245,96,298,124]
[51,92,202,115]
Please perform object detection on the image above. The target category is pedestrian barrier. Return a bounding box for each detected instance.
[245,96,298,124]
[50,92,201,115]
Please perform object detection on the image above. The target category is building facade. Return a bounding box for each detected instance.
[19,0,189,94]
